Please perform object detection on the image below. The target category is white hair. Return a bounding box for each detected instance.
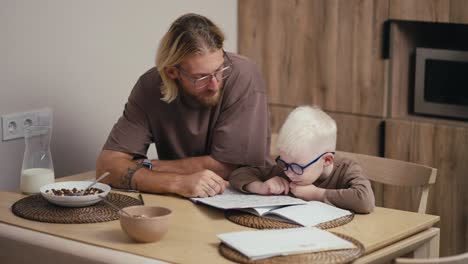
[276,105,337,157]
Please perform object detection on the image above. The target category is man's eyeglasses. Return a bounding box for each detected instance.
[177,50,233,90]
[275,152,335,175]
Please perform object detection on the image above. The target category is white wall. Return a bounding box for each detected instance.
[0,0,238,190]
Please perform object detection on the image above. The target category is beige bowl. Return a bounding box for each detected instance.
[119,205,172,243]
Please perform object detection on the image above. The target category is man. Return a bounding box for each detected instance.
[96,13,271,198]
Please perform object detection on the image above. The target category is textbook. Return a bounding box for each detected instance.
[218,227,355,260]
[239,201,352,227]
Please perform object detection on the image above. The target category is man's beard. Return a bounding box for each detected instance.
[179,81,223,107]
[195,88,222,107]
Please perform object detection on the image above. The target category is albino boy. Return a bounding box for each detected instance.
[230,105,375,213]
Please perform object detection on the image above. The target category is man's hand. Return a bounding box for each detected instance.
[245,176,290,195]
[177,170,228,198]
[289,183,325,201]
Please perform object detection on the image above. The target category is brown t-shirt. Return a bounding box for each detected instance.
[229,154,375,213]
[103,52,271,166]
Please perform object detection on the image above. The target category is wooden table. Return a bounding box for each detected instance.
[0,171,440,264]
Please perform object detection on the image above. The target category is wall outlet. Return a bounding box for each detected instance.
[2,108,53,141]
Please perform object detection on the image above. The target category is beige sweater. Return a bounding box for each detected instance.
[229,156,375,213]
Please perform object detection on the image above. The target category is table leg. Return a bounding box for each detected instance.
[413,227,440,258]
[353,227,440,264]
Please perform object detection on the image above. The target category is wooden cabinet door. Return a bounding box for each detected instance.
[239,0,389,117]
[389,0,468,24]
[385,119,468,257]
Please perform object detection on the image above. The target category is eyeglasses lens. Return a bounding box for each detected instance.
[194,65,232,89]
[290,164,303,175]
[276,158,287,170]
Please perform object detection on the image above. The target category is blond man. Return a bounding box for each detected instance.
[97,14,271,198]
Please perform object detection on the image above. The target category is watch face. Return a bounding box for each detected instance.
[142,159,152,170]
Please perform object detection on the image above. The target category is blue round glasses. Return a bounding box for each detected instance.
[275,152,335,175]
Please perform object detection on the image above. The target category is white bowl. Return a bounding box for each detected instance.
[40,181,111,207]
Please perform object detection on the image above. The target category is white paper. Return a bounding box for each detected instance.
[218,227,356,260]
[190,187,306,209]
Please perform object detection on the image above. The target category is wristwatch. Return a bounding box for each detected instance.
[141,159,153,170]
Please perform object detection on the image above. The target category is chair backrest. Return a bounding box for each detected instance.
[269,133,437,213]
[395,252,468,264]
[335,151,437,214]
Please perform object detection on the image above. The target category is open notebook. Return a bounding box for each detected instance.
[190,187,307,209]
[218,227,356,260]
[191,187,352,227]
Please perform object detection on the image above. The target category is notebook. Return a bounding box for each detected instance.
[191,187,351,227]
[190,187,307,209]
[218,227,356,260]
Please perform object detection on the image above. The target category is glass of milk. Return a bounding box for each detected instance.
[20,126,55,194]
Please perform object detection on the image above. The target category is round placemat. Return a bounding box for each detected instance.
[225,210,354,229]
[219,232,364,264]
[11,192,142,224]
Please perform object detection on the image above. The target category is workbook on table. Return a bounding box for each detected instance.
[218,227,356,260]
[190,188,352,227]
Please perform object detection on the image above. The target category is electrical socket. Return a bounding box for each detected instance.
[2,108,53,141]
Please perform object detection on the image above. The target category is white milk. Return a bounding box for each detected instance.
[20,168,55,194]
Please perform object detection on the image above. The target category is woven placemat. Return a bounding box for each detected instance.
[219,232,365,264]
[225,210,354,229]
[11,192,142,224]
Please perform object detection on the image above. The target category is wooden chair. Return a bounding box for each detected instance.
[270,134,437,214]
[395,252,468,264]
[335,151,437,214]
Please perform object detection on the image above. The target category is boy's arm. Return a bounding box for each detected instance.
[323,162,376,213]
[229,165,283,192]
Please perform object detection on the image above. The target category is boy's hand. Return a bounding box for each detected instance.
[290,183,325,201]
[245,176,290,195]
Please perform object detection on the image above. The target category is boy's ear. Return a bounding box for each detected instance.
[323,153,335,166]
[165,66,179,80]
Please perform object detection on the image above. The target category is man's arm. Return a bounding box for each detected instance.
[96,150,228,197]
[151,156,237,180]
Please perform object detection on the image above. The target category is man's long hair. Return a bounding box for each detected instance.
[156,13,225,103]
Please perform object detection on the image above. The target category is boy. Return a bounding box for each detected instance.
[229,105,375,213]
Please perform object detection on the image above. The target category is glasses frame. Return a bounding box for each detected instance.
[275,151,336,175]
[177,50,233,90]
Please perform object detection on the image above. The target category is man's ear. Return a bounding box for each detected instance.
[323,153,335,167]
[165,66,179,80]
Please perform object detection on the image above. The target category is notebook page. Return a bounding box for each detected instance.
[266,201,352,227]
